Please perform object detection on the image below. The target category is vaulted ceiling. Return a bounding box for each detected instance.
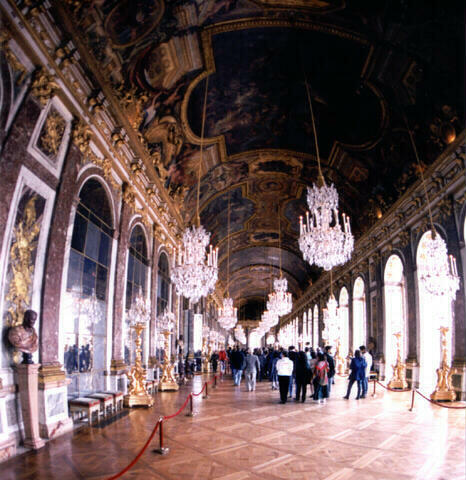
[55,0,465,319]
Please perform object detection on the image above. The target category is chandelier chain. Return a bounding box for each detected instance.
[404,115,435,236]
[304,77,324,184]
[196,75,209,226]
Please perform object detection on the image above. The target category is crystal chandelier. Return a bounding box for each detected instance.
[418,226,459,300]
[404,118,460,301]
[267,277,293,317]
[171,225,218,304]
[218,297,237,329]
[170,76,218,303]
[298,79,354,271]
[322,294,339,346]
[158,309,175,332]
[128,289,150,326]
[218,191,237,329]
[267,215,293,316]
[234,324,246,344]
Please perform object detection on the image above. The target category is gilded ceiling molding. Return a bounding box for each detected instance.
[180,17,369,155]
[250,0,345,12]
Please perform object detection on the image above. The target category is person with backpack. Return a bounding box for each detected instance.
[313,352,329,403]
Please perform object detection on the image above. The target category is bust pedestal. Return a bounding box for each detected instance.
[16,364,45,449]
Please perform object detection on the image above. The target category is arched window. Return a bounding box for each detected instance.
[417,231,453,393]
[157,252,170,316]
[124,225,149,366]
[125,225,149,309]
[313,304,319,348]
[64,179,113,393]
[353,277,366,349]
[384,255,407,380]
[307,308,312,344]
[339,287,349,359]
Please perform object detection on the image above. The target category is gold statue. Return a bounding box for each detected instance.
[39,110,66,157]
[124,322,154,407]
[6,197,40,329]
[431,326,456,402]
[387,332,408,390]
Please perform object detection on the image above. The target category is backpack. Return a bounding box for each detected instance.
[315,361,328,385]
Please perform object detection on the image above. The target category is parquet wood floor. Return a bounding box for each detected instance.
[1,376,465,480]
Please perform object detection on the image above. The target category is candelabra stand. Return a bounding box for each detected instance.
[158,328,179,391]
[431,326,456,401]
[388,332,408,390]
[203,340,212,373]
[335,339,346,375]
[124,322,153,407]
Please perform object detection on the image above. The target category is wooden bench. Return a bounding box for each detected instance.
[88,393,114,417]
[99,391,124,412]
[69,397,101,425]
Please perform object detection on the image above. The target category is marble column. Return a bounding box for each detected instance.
[110,184,132,377]
[37,145,82,439]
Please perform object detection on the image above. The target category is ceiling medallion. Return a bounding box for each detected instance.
[298,79,354,271]
[171,76,218,303]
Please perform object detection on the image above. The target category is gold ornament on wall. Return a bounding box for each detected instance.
[31,68,59,106]
[38,109,66,157]
[0,30,27,85]
[5,197,40,328]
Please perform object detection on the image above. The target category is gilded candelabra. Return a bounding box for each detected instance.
[388,332,408,390]
[124,322,153,407]
[335,338,346,375]
[431,326,456,402]
[124,291,153,407]
[158,329,179,391]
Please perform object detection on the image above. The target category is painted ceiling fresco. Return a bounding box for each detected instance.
[187,27,382,156]
[59,0,465,317]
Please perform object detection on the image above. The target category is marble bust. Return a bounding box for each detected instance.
[8,310,39,364]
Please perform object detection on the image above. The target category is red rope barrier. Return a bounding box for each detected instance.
[376,381,410,393]
[105,419,161,480]
[191,382,207,397]
[163,394,192,420]
[415,389,466,409]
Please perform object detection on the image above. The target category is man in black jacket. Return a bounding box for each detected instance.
[324,345,336,397]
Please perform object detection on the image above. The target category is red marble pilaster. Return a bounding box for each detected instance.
[111,185,132,366]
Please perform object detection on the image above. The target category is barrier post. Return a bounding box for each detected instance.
[154,418,169,455]
[186,394,196,417]
[409,388,416,412]
[203,382,209,399]
[372,379,377,397]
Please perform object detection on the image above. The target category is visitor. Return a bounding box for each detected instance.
[244,348,261,391]
[218,348,227,374]
[313,352,329,403]
[295,351,311,402]
[271,350,280,390]
[231,345,245,386]
[359,345,372,398]
[276,351,294,404]
[324,345,335,396]
[344,350,366,399]
[288,346,297,397]
[309,349,317,397]
[210,351,219,373]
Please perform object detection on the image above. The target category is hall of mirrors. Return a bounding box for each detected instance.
[0,0,464,476]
